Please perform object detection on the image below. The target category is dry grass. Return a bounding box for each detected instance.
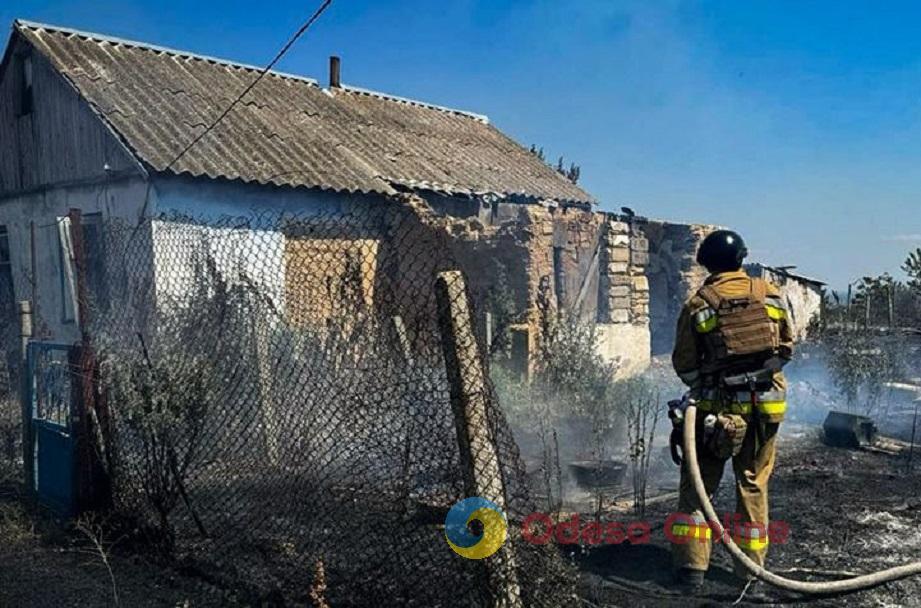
[0,499,34,546]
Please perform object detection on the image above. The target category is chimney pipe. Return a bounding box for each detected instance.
[329,55,341,88]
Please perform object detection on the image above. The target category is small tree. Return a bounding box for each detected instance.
[900,249,921,328]
[537,314,615,416]
[902,248,921,292]
[616,379,659,517]
[537,314,618,518]
[823,329,906,416]
[492,312,618,515]
[851,274,896,327]
[102,340,214,542]
[97,250,230,544]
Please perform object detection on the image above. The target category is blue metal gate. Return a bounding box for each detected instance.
[27,341,77,517]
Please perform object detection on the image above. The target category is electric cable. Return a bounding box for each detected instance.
[165,0,334,171]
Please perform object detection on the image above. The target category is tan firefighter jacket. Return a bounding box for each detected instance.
[672,270,794,423]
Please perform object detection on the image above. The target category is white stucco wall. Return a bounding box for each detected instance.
[775,278,823,340]
[596,322,651,378]
[149,220,287,313]
[149,176,390,317]
[0,174,392,344]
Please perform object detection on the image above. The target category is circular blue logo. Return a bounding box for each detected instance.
[445,497,507,559]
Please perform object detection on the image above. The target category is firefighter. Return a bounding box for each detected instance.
[669,229,794,591]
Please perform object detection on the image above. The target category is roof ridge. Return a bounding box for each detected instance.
[13,20,491,124]
[339,84,489,123]
[14,19,321,86]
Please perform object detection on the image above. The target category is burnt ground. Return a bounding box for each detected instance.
[3,427,921,607]
[573,425,921,607]
[0,475,246,608]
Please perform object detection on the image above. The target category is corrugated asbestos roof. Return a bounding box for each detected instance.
[11,20,595,204]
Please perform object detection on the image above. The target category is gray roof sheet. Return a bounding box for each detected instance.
[12,20,595,203]
[746,263,826,287]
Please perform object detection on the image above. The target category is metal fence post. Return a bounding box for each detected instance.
[253,310,279,467]
[390,315,413,366]
[19,300,33,495]
[435,270,523,608]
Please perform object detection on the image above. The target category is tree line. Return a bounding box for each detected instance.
[823,247,921,330]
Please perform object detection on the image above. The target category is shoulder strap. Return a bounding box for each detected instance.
[697,285,723,310]
[749,278,767,303]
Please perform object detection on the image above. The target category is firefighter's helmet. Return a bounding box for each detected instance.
[696,230,748,272]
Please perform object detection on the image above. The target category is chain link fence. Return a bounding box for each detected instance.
[0,314,20,484]
[64,196,579,606]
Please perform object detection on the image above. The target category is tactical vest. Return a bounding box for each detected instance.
[693,278,780,376]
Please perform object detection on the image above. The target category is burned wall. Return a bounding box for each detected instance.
[423,194,651,377]
[643,220,716,355]
[453,200,607,373]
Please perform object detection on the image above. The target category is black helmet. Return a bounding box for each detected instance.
[696,230,748,272]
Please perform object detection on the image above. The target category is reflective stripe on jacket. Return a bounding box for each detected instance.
[697,389,787,417]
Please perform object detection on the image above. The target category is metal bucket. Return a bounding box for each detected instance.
[568,460,628,488]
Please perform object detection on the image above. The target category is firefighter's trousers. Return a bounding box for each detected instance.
[671,417,779,575]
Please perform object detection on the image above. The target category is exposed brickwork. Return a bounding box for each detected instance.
[408,193,716,377]
[598,218,650,327]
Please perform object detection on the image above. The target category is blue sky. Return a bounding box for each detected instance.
[5,1,921,287]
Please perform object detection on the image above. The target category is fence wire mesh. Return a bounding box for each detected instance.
[61,196,578,606]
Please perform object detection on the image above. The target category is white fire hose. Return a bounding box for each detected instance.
[682,404,921,594]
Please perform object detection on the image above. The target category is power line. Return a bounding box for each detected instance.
[165,0,334,171]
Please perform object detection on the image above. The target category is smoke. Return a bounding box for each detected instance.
[784,338,921,441]
[497,359,680,514]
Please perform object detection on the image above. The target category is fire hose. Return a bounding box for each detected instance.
[682,404,921,594]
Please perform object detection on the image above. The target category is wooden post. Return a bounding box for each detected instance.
[67,208,113,511]
[19,300,33,495]
[435,270,522,608]
[392,315,416,514]
[846,283,852,330]
[888,283,895,329]
[67,208,91,334]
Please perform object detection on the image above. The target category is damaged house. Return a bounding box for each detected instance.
[0,20,647,374]
[0,20,808,382]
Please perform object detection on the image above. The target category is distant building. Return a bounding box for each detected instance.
[746,263,825,340]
